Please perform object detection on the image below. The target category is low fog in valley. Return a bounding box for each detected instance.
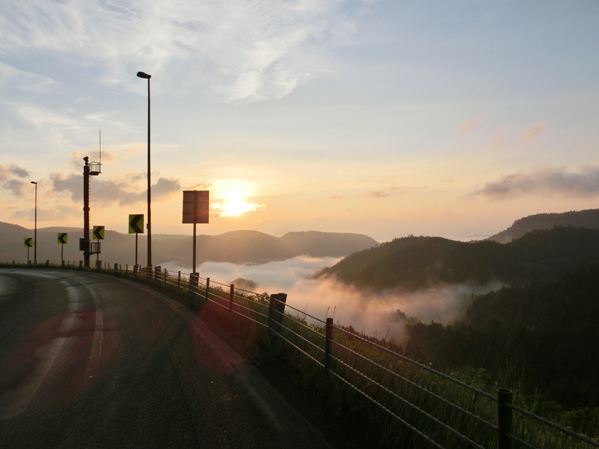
[163,257,503,341]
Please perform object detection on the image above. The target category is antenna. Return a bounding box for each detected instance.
[99,129,102,165]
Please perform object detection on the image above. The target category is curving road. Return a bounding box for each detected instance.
[0,269,331,449]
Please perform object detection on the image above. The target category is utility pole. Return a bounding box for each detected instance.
[30,181,37,265]
[81,156,101,267]
[137,71,152,269]
[83,157,91,267]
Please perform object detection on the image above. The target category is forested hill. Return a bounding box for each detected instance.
[317,226,599,292]
[487,208,599,243]
[403,264,599,407]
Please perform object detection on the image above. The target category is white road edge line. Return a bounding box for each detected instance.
[0,284,79,420]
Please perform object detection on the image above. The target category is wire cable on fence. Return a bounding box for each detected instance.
[509,404,599,448]
[334,324,496,401]
[330,339,497,432]
[327,369,446,449]
[277,320,325,356]
[33,263,597,449]
[269,328,325,368]
[329,355,487,449]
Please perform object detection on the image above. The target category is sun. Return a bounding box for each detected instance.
[212,187,264,217]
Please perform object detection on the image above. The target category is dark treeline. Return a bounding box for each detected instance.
[403,263,599,407]
[320,226,599,408]
[320,226,599,292]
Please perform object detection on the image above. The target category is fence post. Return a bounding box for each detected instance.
[178,271,181,288]
[268,293,287,339]
[205,277,210,301]
[154,266,161,282]
[229,284,235,312]
[497,388,513,449]
[189,272,199,292]
[325,317,334,372]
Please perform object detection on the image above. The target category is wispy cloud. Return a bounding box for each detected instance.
[11,204,79,222]
[474,166,599,199]
[0,164,32,196]
[521,121,547,140]
[369,187,398,198]
[457,117,481,135]
[2,179,29,197]
[456,110,490,135]
[50,172,180,205]
[0,61,58,93]
[0,0,376,102]
[0,164,30,180]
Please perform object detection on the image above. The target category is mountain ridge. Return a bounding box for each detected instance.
[319,226,599,292]
[0,223,377,267]
[487,208,599,243]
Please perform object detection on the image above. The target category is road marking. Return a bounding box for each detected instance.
[81,283,104,378]
[0,271,104,420]
[0,284,80,420]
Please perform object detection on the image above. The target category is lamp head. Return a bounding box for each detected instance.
[137,71,151,79]
[30,181,37,185]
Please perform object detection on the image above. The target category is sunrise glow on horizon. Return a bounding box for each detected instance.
[1,1,598,243]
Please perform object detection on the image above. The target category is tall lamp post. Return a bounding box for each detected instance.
[30,181,37,265]
[137,71,152,268]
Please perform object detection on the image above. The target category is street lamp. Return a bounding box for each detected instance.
[137,71,152,268]
[30,181,37,265]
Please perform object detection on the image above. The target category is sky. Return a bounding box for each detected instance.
[1,0,599,244]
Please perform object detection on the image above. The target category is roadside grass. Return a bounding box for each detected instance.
[4,262,598,448]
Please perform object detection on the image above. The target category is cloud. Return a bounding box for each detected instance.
[151,177,181,199]
[11,204,79,222]
[474,166,599,199]
[9,164,30,178]
[456,110,489,135]
[0,0,375,102]
[457,117,480,135]
[0,164,32,196]
[521,121,547,140]
[369,187,398,198]
[0,61,58,93]
[2,179,29,197]
[0,164,30,181]
[50,172,181,205]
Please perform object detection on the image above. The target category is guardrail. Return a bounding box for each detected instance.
[4,261,598,449]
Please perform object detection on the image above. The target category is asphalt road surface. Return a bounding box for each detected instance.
[0,269,332,449]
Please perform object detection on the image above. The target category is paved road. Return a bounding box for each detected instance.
[0,269,332,449]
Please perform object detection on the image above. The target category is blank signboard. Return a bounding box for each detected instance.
[182,190,209,223]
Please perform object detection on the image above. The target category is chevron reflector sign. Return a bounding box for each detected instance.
[92,226,105,240]
[129,214,144,234]
[57,233,68,244]
[24,237,33,248]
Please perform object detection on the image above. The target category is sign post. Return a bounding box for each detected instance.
[128,214,144,266]
[182,190,209,274]
[24,237,33,263]
[57,233,68,264]
[92,226,104,265]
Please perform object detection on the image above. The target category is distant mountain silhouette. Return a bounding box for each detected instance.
[318,227,599,292]
[0,222,377,268]
[487,208,599,243]
[279,231,377,257]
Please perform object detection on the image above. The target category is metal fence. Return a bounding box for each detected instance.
[5,261,598,449]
